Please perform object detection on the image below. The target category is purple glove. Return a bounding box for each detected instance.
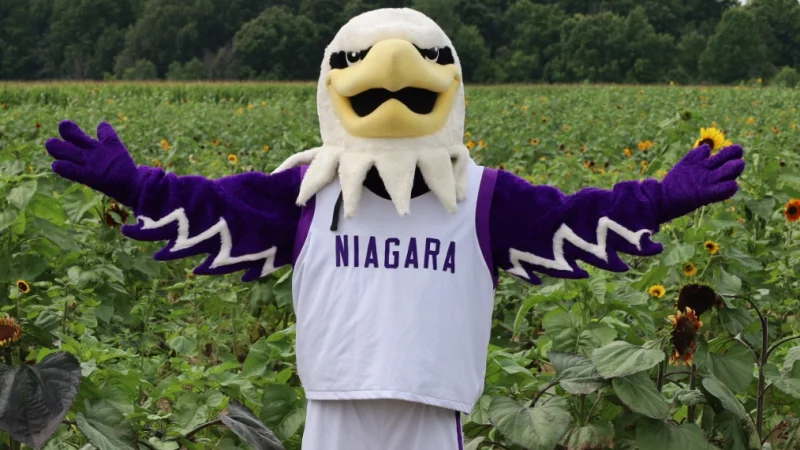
[660,144,745,222]
[46,121,138,205]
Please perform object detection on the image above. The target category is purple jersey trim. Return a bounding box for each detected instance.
[455,411,464,450]
[292,165,315,264]
[476,167,499,288]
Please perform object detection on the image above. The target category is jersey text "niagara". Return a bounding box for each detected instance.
[335,235,456,273]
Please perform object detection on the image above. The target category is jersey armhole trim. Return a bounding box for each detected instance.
[476,167,499,288]
[292,165,315,265]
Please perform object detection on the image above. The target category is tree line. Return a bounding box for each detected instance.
[1,0,800,85]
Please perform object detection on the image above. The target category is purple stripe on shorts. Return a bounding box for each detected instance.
[476,167,499,288]
[455,411,464,450]
[292,165,315,264]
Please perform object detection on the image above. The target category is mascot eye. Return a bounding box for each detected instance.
[421,46,439,61]
[330,48,371,69]
[346,51,362,65]
[414,45,455,66]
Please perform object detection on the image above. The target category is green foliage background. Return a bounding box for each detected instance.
[1,81,800,448]
[2,0,800,84]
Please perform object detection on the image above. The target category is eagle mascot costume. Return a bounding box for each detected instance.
[46,8,745,450]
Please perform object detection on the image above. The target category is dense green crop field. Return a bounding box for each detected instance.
[1,82,800,450]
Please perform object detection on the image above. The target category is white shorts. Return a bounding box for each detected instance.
[302,399,464,450]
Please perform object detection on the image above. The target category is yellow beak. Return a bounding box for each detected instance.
[327,39,460,139]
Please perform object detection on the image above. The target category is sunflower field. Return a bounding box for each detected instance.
[1,82,800,450]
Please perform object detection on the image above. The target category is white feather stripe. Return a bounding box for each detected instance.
[507,217,651,280]
[137,208,278,278]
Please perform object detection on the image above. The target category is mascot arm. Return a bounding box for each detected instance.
[120,167,303,281]
[489,144,744,284]
[47,120,303,282]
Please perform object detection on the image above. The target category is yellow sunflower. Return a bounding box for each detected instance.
[683,263,698,277]
[16,280,30,294]
[648,284,666,298]
[160,139,172,151]
[704,241,719,255]
[227,154,238,164]
[694,127,727,152]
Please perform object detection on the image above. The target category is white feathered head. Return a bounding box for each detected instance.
[275,8,470,217]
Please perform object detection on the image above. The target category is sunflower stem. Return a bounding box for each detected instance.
[62,296,69,336]
[656,359,666,392]
[698,255,715,278]
[766,335,800,360]
[688,363,697,423]
[697,206,706,229]
[531,379,559,407]
[756,303,769,441]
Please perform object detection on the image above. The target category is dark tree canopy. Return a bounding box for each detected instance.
[0,0,796,84]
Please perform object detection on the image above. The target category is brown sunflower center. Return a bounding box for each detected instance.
[699,138,716,149]
[0,324,17,341]
[788,206,798,216]
[671,319,697,355]
[677,284,718,316]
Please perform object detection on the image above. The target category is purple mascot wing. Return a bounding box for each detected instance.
[489,170,666,284]
[120,166,304,282]
[488,144,746,285]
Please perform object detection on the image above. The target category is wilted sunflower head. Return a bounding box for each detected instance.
[103,201,130,228]
[694,127,727,152]
[668,308,702,366]
[0,316,22,347]
[785,199,800,222]
[676,284,722,316]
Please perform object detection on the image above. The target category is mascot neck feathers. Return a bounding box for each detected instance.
[275,8,470,218]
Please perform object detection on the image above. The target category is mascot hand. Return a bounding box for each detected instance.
[46,120,138,204]
[661,144,745,222]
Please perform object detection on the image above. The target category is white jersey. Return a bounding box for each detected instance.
[292,162,497,413]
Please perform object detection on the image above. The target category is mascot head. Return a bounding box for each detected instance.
[275,8,470,217]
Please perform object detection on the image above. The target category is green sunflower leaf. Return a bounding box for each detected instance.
[590,341,664,379]
[611,371,670,419]
[636,419,711,450]
[563,422,614,450]
[75,399,137,450]
[548,351,605,394]
[702,378,748,422]
[488,396,572,450]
